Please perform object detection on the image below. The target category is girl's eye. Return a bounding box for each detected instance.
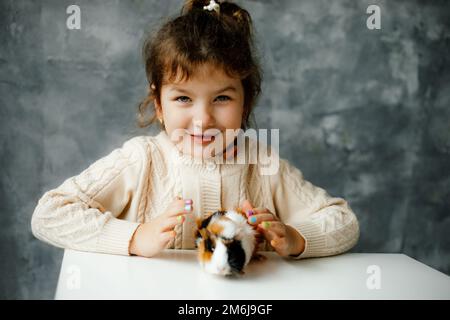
[215,95,231,102]
[175,95,231,103]
[175,96,191,103]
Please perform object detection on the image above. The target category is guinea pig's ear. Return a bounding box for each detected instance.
[195,217,203,229]
[198,228,206,238]
[196,212,214,230]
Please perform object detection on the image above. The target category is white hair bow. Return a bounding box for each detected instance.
[203,0,220,14]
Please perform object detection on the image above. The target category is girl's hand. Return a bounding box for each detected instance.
[129,197,193,257]
[241,200,305,258]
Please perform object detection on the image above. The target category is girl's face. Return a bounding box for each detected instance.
[155,63,245,159]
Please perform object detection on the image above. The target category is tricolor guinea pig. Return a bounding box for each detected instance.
[195,209,257,276]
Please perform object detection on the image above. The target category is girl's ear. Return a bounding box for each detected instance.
[150,83,162,117]
[153,100,163,119]
[154,101,162,118]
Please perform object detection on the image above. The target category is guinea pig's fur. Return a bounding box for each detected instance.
[195,209,257,276]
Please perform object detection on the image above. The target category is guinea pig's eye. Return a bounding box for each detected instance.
[205,238,215,253]
[220,236,233,245]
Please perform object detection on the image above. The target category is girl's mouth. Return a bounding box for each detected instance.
[189,133,217,144]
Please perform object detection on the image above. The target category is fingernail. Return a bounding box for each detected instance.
[246,210,254,217]
[177,215,184,223]
[250,216,257,224]
[185,199,193,205]
[184,204,192,211]
[262,221,271,229]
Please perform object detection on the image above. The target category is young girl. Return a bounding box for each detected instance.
[31,0,359,260]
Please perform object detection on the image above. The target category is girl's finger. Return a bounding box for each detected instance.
[258,221,286,237]
[266,230,292,257]
[256,224,276,243]
[272,241,289,256]
[241,199,254,214]
[165,198,194,217]
[268,232,288,252]
[248,213,276,225]
[160,216,185,232]
[245,207,271,217]
[160,230,177,241]
[270,234,285,248]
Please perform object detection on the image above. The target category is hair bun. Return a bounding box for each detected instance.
[182,0,253,39]
[220,1,252,39]
[181,0,213,14]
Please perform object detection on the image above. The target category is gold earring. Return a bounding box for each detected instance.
[158,117,164,126]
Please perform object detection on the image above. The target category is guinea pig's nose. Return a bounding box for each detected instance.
[220,267,233,276]
[217,266,227,274]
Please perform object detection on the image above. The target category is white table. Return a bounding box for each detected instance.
[55,249,450,300]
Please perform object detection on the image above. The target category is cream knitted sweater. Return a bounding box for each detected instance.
[31,131,359,259]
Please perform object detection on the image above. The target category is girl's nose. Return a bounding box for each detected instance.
[193,102,215,128]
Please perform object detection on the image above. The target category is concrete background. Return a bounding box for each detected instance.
[1,0,449,299]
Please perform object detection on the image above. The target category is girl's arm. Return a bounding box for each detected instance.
[269,158,360,259]
[31,137,148,255]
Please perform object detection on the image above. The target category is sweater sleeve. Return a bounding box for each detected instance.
[31,137,146,256]
[269,158,360,259]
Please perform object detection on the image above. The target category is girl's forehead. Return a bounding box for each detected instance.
[163,78,242,96]
[163,62,240,85]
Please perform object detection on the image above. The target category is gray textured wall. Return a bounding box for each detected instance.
[1,0,449,299]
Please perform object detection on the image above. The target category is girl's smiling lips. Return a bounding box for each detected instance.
[187,131,219,144]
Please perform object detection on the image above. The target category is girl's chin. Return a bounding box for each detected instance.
[181,140,224,159]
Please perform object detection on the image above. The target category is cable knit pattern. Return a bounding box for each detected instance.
[134,136,154,224]
[31,131,360,259]
[269,158,360,258]
[31,138,144,255]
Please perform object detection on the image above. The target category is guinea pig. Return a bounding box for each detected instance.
[194,209,258,276]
